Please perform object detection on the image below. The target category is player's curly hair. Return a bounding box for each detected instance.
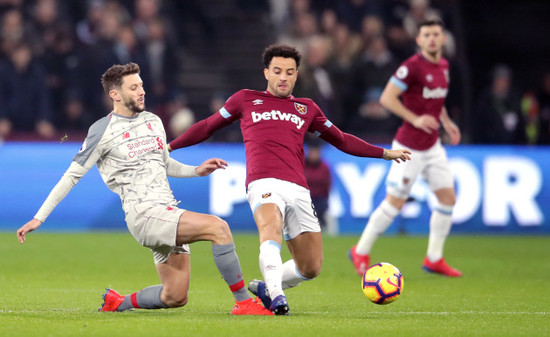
[101,62,141,93]
[262,44,301,69]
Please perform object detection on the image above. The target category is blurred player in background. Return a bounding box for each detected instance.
[16,62,272,316]
[304,137,331,230]
[168,44,411,315]
[349,19,462,277]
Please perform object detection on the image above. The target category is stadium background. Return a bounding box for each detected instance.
[0,0,549,234]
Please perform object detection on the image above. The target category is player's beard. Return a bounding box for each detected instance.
[123,97,145,113]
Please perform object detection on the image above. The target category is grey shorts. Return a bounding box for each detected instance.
[125,203,190,264]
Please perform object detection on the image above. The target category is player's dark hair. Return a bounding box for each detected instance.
[417,18,445,35]
[101,62,141,93]
[262,44,301,69]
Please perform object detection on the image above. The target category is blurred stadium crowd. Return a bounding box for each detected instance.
[0,0,548,145]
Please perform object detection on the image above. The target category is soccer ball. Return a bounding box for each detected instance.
[362,262,404,305]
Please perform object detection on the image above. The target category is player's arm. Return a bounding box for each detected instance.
[380,81,439,134]
[320,124,411,163]
[439,106,461,145]
[161,120,228,177]
[168,112,232,152]
[165,157,228,177]
[17,161,90,244]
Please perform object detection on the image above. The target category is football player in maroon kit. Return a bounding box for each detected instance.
[169,44,411,315]
[349,19,463,278]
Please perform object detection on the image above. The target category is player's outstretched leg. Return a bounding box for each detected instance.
[99,285,168,312]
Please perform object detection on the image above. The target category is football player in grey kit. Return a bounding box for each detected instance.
[16,62,272,315]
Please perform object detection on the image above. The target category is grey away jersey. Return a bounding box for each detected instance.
[34,111,197,222]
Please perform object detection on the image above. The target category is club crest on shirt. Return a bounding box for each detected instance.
[426,74,433,82]
[294,102,307,115]
[403,178,410,185]
[396,65,408,79]
[262,193,272,199]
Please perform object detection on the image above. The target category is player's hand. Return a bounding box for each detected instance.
[195,158,228,176]
[383,148,412,163]
[443,120,461,145]
[167,144,173,152]
[412,115,439,134]
[17,218,43,244]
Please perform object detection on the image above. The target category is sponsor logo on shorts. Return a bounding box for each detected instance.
[262,193,272,199]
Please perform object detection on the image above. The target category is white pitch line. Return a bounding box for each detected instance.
[299,311,550,315]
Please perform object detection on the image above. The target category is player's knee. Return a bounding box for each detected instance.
[299,261,322,279]
[162,291,189,308]
[210,216,232,243]
[438,194,456,206]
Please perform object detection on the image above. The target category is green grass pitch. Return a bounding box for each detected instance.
[1,232,549,337]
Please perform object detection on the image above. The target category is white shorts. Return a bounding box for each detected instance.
[246,178,320,240]
[125,203,190,264]
[386,139,454,199]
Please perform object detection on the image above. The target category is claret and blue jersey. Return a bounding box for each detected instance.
[221,89,332,189]
[389,53,450,150]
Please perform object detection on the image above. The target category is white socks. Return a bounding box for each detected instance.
[426,203,454,262]
[282,259,311,289]
[259,240,284,299]
[259,241,313,299]
[356,200,400,255]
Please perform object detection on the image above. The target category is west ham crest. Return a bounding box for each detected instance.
[294,102,307,115]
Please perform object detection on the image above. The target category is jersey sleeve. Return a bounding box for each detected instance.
[34,161,90,222]
[165,158,199,178]
[73,116,109,170]
[169,91,245,150]
[160,116,199,177]
[219,90,245,122]
[307,100,332,136]
[389,60,416,92]
[34,117,109,222]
